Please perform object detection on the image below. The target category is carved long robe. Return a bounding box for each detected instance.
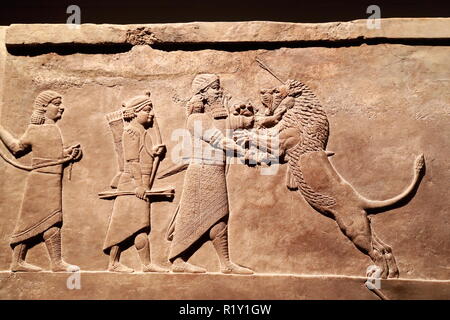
[103,122,155,252]
[169,112,229,260]
[10,124,64,245]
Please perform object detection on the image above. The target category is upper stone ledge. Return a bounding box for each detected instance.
[5,18,450,46]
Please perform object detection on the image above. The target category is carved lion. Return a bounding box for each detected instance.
[234,79,425,279]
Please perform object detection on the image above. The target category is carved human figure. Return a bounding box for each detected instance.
[253,87,290,129]
[167,74,253,274]
[234,79,425,279]
[103,92,168,273]
[0,90,81,272]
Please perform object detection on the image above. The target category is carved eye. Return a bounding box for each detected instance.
[142,104,152,112]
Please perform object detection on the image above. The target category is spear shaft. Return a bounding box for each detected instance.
[255,58,286,84]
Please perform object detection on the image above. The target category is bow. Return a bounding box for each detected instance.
[148,113,163,190]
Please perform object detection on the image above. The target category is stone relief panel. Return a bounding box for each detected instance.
[0,22,449,299]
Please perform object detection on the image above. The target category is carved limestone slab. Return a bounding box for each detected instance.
[0,19,449,300]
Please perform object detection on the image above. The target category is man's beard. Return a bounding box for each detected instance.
[206,93,223,110]
[261,93,273,115]
[270,95,284,114]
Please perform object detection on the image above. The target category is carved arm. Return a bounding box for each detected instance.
[0,125,29,156]
[202,128,266,165]
[122,128,146,199]
[233,128,282,156]
[128,160,146,199]
[204,128,247,157]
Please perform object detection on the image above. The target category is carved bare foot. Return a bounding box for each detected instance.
[11,243,42,272]
[221,262,254,275]
[142,263,169,273]
[52,260,80,272]
[171,260,206,273]
[11,261,42,272]
[108,262,134,273]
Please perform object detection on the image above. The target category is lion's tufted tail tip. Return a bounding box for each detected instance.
[363,153,425,211]
[415,153,425,173]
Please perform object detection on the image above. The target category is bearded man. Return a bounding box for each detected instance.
[0,90,81,272]
[168,74,253,274]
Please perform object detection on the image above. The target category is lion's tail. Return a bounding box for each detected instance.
[362,154,425,211]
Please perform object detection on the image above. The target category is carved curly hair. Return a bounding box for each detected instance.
[30,90,62,125]
[285,79,303,98]
[122,108,137,122]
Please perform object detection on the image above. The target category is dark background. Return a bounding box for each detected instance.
[0,0,449,25]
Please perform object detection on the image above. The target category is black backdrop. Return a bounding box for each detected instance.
[0,0,449,25]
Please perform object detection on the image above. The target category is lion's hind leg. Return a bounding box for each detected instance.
[334,210,388,279]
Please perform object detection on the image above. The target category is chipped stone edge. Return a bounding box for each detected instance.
[3,18,450,47]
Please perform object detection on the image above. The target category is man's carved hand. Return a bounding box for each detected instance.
[205,130,222,146]
[233,129,255,147]
[135,185,147,200]
[274,105,288,120]
[152,144,166,157]
[65,143,82,161]
[221,137,244,155]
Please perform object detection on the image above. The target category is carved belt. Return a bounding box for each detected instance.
[31,157,68,174]
[188,157,226,166]
[123,164,153,175]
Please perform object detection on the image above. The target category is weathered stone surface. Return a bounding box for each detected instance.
[5,18,450,47]
[0,19,449,300]
[0,272,449,300]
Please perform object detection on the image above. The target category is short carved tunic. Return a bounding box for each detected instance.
[10,124,64,245]
[103,122,155,252]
